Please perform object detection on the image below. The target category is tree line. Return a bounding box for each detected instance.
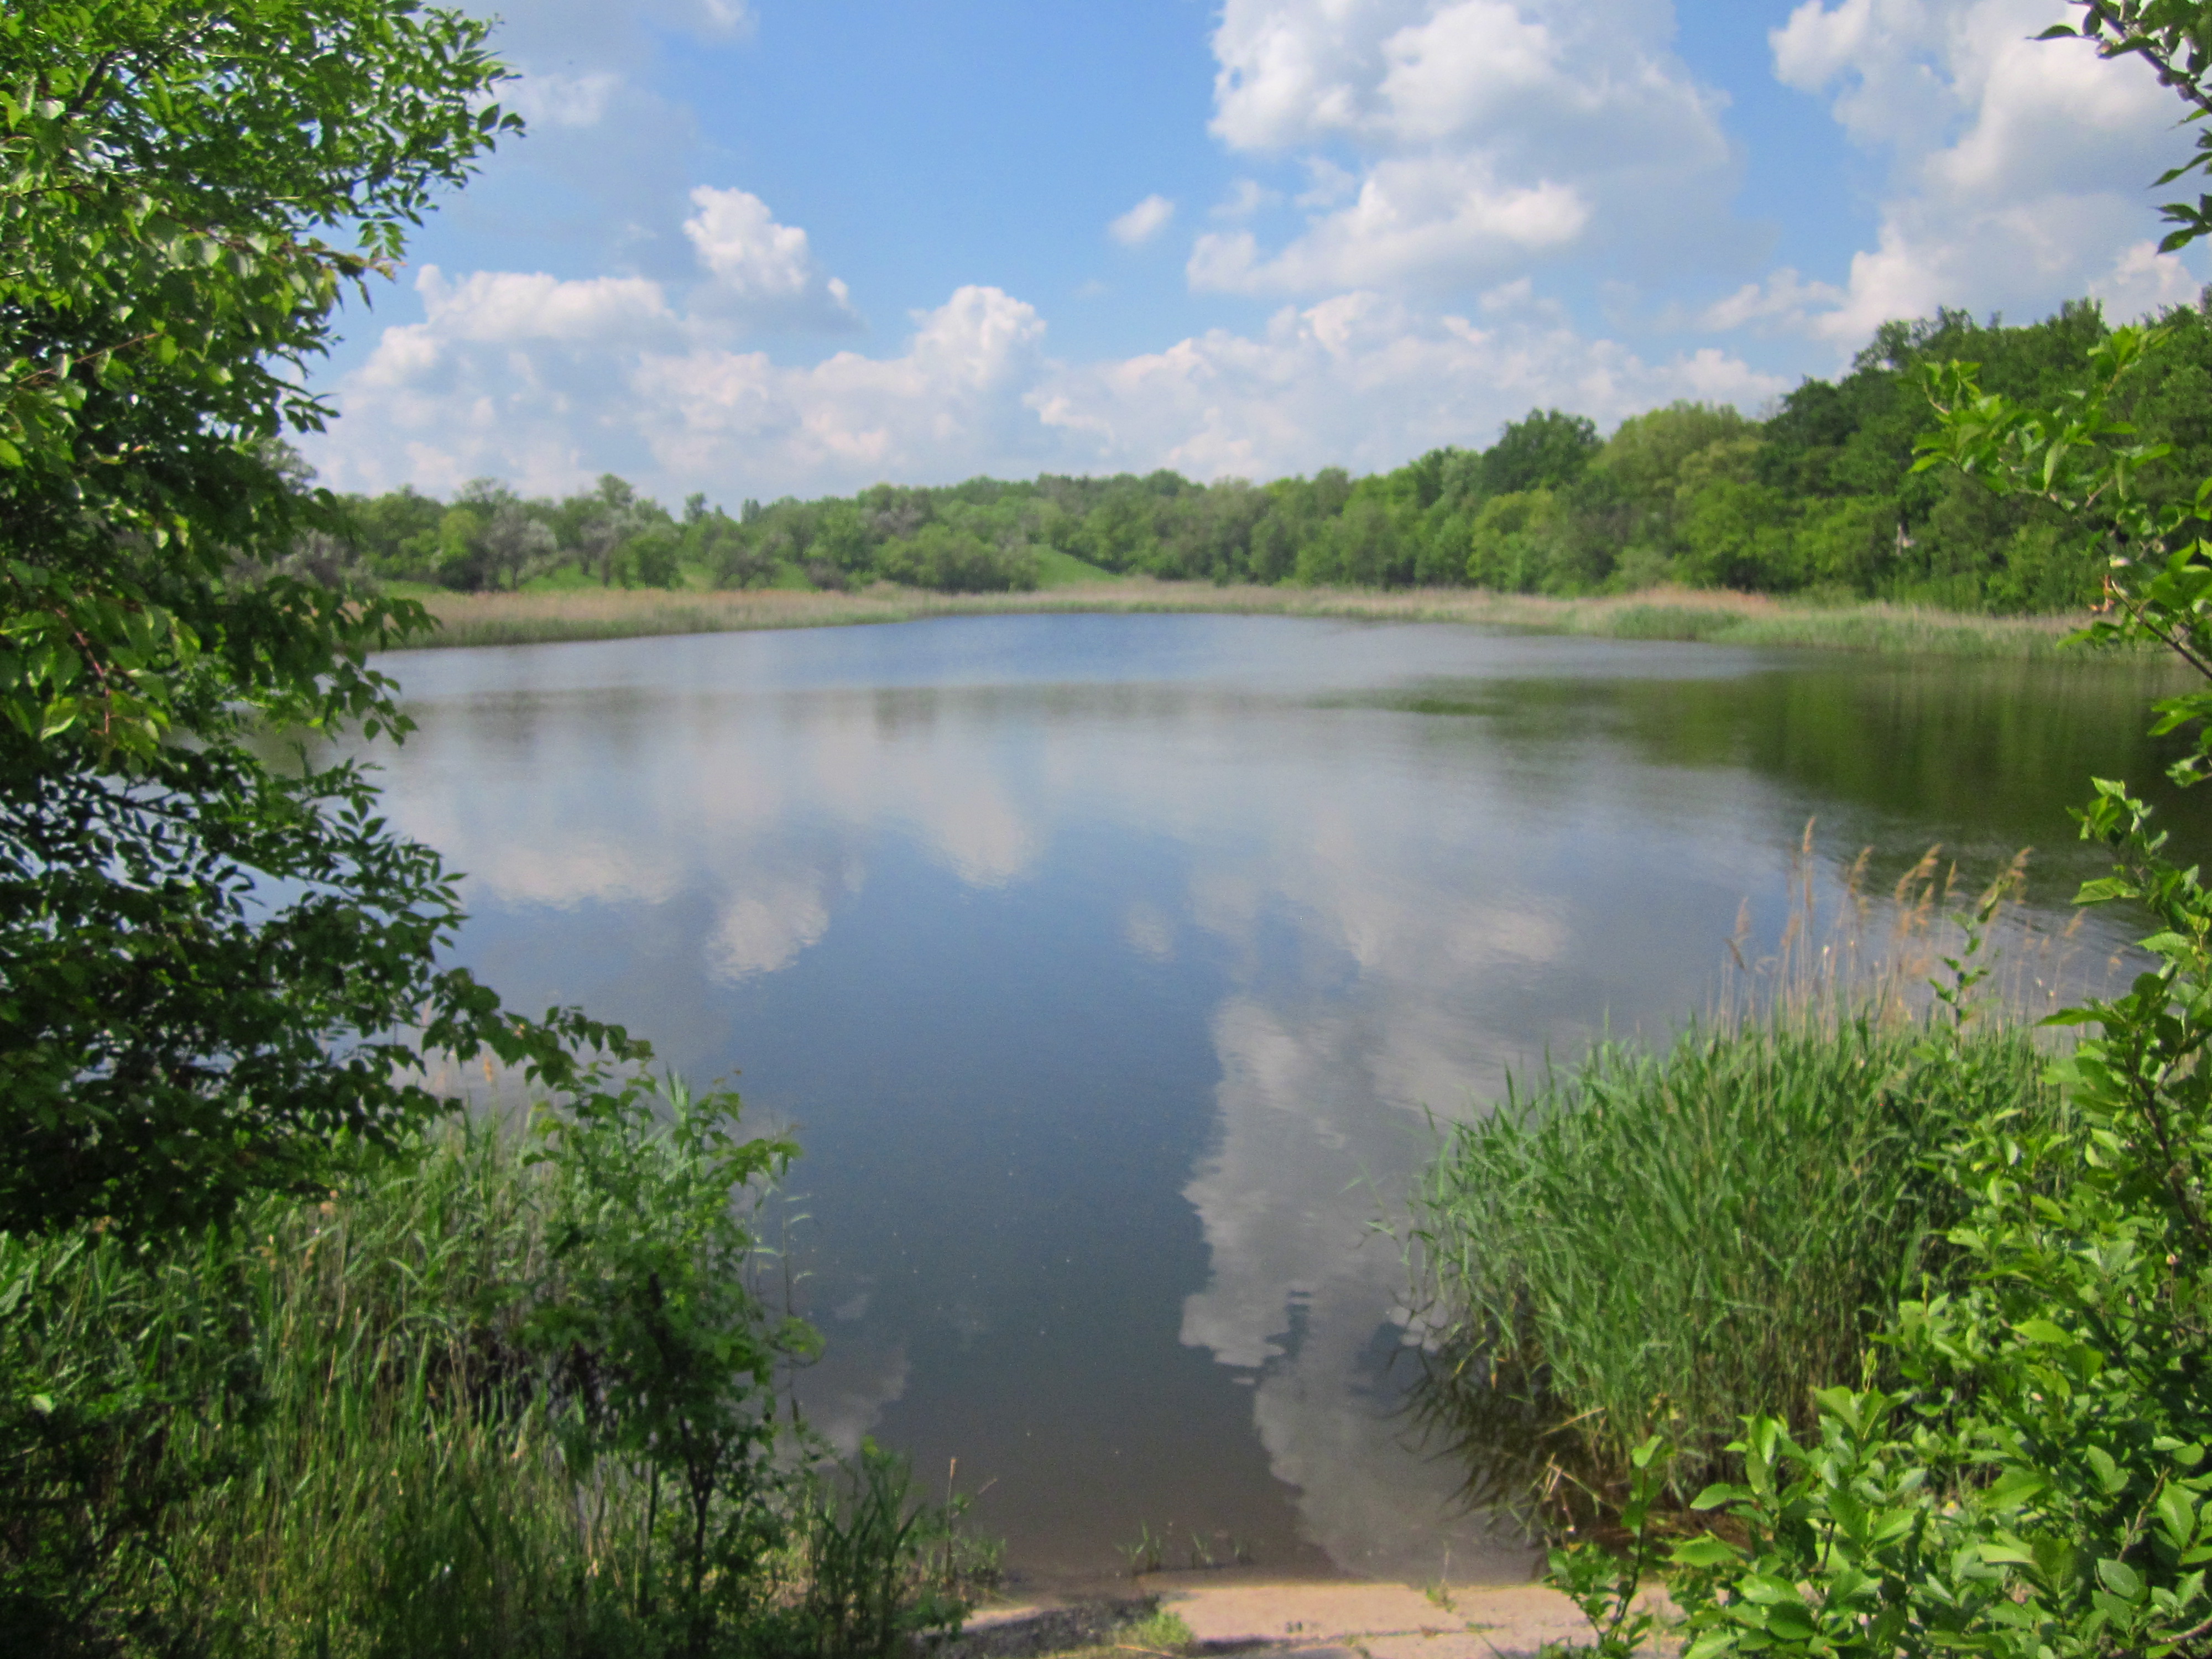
[330,295,2212,614]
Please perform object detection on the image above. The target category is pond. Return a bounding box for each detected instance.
[362,612,2204,1590]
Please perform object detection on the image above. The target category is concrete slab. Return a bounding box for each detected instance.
[1155,1578,1588,1658]
[950,1577,1598,1659]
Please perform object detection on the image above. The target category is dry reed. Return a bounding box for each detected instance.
[399,582,2116,661]
[1410,832,2091,1536]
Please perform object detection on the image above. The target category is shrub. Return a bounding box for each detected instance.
[877,525,1041,592]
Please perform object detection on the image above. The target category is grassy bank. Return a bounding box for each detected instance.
[398,581,2108,660]
[0,1078,992,1657]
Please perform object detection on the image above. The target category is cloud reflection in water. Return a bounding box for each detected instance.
[353,615,2174,1582]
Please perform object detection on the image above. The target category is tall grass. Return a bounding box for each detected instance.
[0,1088,993,1657]
[180,1120,629,1656]
[1408,856,2073,1532]
[399,581,2129,661]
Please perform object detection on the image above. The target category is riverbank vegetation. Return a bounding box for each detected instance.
[1435,12,2212,1659]
[1415,1003,2054,1521]
[399,580,2107,660]
[0,3,986,1652]
[2,1073,992,1656]
[1411,863,2067,1531]
[321,295,2212,615]
[1410,840,2095,1527]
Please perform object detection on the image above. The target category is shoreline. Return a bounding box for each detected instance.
[395,580,2126,662]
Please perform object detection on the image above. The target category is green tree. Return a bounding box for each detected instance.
[1466,488,1566,591]
[341,482,446,578]
[0,0,632,1238]
[1483,408,1601,497]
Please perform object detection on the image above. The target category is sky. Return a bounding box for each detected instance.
[302,0,2212,507]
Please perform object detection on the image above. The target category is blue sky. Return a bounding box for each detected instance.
[305,0,2210,506]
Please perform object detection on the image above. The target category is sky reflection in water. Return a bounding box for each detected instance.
[359,613,2202,1588]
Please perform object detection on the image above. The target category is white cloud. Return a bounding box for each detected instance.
[2093,238,2206,319]
[1753,0,2205,342]
[504,70,622,129]
[1035,290,1785,482]
[1698,268,1849,333]
[680,0,752,30]
[317,262,1785,502]
[628,285,1053,488]
[1296,156,1359,208]
[1201,0,1736,293]
[310,18,1797,509]
[1189,155,1589,293]
[682,186,860,328]
[1212,178,1284,220]
[406,0,767,291]
[706,875,832,979]
[410,266,675,346]
[1109,194,1178,246]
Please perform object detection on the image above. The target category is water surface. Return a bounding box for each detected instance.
[363,613,2202,1587]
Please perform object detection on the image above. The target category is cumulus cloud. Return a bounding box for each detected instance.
[628,285,1053,489]
[409,267,675,347]
[332,266,682,496]
[706,875,832,980]
[1189,156,1588,293]
[315,260,1783,502]
[1747,0,2206,341]
[1698,268,1849,334]
[1032,290,1785,482]
[421,0,765,287]
[1108,194,1177,246]
[1194,0,1738,293]
[683,186,860,328]
[307,6,1807,506]
[2094,238,2208,317]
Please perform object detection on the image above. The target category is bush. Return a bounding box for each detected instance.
[877,525,1041,592]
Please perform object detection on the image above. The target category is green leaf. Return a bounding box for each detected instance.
[2158,1486,2199,1547]
[1672,1536,1744,1568]
[2087,1447,2127,1495]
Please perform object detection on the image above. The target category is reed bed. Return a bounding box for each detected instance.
[1722,834,2100,1028]
[181,1122,618,1656]
[1,1104,990,1658]
[1409,843,2079,1533]
[401,581,2110,661]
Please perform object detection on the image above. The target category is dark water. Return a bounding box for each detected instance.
[361,613,2205,1589]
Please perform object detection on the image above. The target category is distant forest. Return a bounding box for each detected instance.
[319,298,2212,614]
